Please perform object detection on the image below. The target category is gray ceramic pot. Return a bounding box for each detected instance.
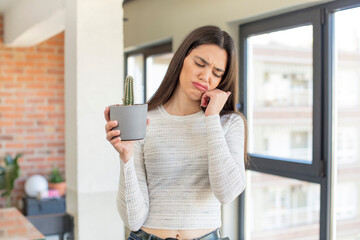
[109,104,148,141]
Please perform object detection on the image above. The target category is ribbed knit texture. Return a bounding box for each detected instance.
[117,105,246,231]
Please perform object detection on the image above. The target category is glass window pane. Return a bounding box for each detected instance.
[127,54,144,104]
[333,6,360,240]
[246,172,320,240]
[247,25,313,163]
[146,52,174,101]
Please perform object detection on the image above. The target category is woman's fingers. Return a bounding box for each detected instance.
[110,136,121,146]
[147,119,150,126]
[104,107,110,122]
[106,130,120,141]
[105,120,118,132]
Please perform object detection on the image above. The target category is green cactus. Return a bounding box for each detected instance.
[123,75,134,105]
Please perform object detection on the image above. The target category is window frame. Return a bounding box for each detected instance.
[239,7,323,181]
[238,1,360,239]
[124,41,172,102]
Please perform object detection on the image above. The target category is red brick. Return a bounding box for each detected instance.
[46,40,63,46]
[28,157,45,162]
[5,143,24,148]
[0,91,12,97]
[0,76,13,81]
[48,98,64,104]
[48,113,64,119]
[26,128,44,133]
[37,120,55,125]
[0,106,13,111]
[14,106,26,111]
[5,99,24,104]
[26,69,46,74]
[25,136,35,140]
[36,62,57,68]
[0,121,13,126]
[26,143,44,148]
[47,69,64,75]
[36,91,55,97]
[15,121,33,126]
[47,55,63,61]
[26,54,44,60]
[47,142,64,147]
[37,135,56,140]
[27,98,45,104]
[27,113,46,119]
[26,83,45,89]
[0,136,13,141]
[16,91,35,97]
[15,61,34,67]
[37,47,55,53]
[17,76,34,82]
[3,53,13,59]
[0,60,13,66]
[36,76,56,82]
[48,84,63,90]
[48,157,64,161]
[3,68,23,74]
[3,83,22,89]
[38,106,55,111]
[5,128,24,134]
[3,113,23,119]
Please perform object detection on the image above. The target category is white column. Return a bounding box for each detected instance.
[65,0,125,239]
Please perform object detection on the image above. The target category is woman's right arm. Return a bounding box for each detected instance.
[104,107,149,231]
[117,141,149,231]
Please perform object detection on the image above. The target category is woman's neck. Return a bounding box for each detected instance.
[163,88,201,116]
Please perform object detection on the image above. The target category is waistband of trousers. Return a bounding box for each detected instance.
[130,228,222,240]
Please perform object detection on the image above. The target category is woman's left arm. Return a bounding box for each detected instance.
[205,114,246,204]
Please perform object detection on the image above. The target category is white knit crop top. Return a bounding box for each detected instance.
[116,105,246,231]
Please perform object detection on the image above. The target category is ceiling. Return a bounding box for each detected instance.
[0,0,131,14]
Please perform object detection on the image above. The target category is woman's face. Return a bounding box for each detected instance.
[178,44,227,101]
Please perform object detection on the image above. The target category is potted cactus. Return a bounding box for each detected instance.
[109,75,148,141]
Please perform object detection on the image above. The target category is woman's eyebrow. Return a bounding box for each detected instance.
[194,56,225,72]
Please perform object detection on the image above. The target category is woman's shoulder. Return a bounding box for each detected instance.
[220,112,245,129]
[147,105,162,117]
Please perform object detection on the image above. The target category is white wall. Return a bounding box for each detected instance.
[65,0,125,239]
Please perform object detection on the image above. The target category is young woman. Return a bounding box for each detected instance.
[104,25,247,240]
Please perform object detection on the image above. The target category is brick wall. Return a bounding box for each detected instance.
[0,15,65,207]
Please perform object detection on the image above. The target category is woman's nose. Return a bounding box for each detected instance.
[199,68,211,82]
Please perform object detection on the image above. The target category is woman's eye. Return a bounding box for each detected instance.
[195,62,205,67]
[213,72,221,78]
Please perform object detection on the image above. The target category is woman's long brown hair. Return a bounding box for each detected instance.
[147,25,249,167]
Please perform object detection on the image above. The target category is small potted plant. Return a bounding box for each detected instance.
[0,153,22,207]
[109,75,148,141]
[48,167,66,197]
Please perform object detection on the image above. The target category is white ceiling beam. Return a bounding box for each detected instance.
[3,0,65,47]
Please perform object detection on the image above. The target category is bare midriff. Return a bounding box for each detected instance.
[141,227,217,240]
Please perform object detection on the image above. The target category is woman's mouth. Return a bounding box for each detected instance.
[192,82,208,92]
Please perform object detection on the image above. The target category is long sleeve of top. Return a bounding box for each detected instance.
[205,114,246,204]
[116,105,246,231]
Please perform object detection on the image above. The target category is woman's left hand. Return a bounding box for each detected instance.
[201,89,231,116]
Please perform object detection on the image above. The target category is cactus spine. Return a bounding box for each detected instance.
[123,75,134,105]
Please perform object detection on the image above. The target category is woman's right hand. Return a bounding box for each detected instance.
[104,106,135,163]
